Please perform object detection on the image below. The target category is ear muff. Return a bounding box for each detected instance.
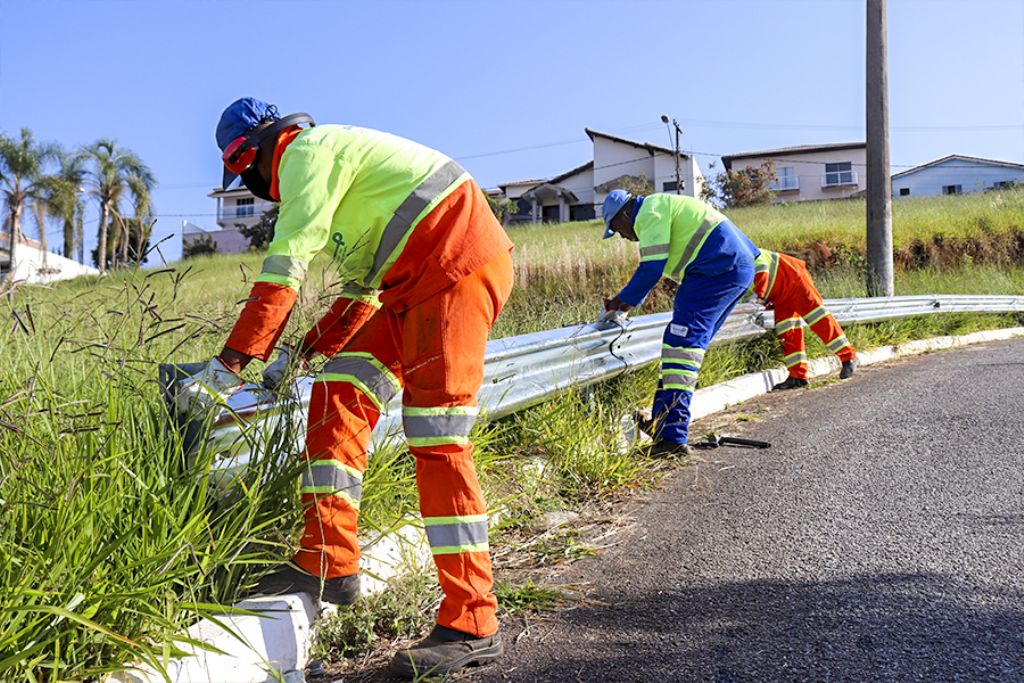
[222,113,315,176]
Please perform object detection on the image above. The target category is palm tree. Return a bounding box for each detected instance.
[39,152,86,260]
[78,139,154,272]
[0,128,57,283]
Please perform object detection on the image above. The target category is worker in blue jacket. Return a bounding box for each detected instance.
[601,190,759,454]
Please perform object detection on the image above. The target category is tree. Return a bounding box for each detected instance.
[182,233,218,258]
[37,151,86,260]
[485,194,517,225]
[616,173,655,197]
[0,129,57,283]
[701,161,777,208]
[239,206,278,250]
[78,139,154,272]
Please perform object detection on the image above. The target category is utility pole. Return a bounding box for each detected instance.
[661,114,683,194]
[866,0,894,296]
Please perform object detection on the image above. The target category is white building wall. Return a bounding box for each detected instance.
[8,243,99,284]
[214,192,275,230]
[592,138,656,204]
[731,148,867,202]
[892,158,1024,198]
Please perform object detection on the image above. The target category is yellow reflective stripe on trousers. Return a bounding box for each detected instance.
[403,406,478,448]
[662,345,705,365]
[670,218,718,281]
[803,305,829,326]
[827,335,851,352]
[784,351,808,367]
[300,460,362,509]
[317,352,401,412]
[366,160,468,287]
[775,317,803,334]
[662,367,698,391]
[423,513,490,555]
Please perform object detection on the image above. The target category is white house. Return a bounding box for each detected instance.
[0,234,99,285]
[722,142,867,202]
[195,186,277,255]
[890,154,1024,198]
[499,128,705,224]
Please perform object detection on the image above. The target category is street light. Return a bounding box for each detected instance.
[661,114,683,194]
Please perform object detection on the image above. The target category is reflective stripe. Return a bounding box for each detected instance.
[670,218,717,280]
[340,283,382,307]
[662,368,698,391]
[424,514,490,555]
[300,461,362,508]
[262,254,308,282]
[827,335,851,352]
[425,521,489,552]
[403,406,478,447]
[662,346,705,365]
[764,252,780,299]
[804,305,829,326]
[318,353,401,412]
[775,317,804,334]
[640,243,670,259]
[784,351,808,368]
[366,160,467,284]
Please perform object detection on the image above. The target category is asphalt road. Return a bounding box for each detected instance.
[472,340,1024,683]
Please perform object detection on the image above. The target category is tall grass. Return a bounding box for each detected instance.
[2,191,1023,679]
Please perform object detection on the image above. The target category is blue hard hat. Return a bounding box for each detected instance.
[601,189,633,239]
[216,97,280,188]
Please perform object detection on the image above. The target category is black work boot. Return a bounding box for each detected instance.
[645,440,693,458]
[772,376,809,392]
[389,624,503,678]
[251,562,360,605]
[633,409,657,439]
[840,359,859,379]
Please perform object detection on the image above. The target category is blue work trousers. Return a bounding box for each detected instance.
[651,262,755,444]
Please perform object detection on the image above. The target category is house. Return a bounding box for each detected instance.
[890,154,1024,198]
[722,142,867,202]
[0,233,99,284]
[193,185,278,255]
[499,128,705,224]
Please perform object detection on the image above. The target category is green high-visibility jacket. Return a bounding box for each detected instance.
[635,194,727,282]
[256,125,470,293]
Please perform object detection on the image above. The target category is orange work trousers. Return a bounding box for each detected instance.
[294,252,513,638]
[770,256,856,379]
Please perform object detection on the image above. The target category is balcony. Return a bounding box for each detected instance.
[821,171,858,188]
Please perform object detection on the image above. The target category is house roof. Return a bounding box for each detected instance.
[497,178,548,190]
[890,154,1024,180]
[722,142,866,170]
[208,186,256,198]
[585,128,690,160]
[548,160,594,185]
[0,233,45,250]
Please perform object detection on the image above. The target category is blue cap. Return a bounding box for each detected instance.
[216,97,280,188]
[602,189,633,238]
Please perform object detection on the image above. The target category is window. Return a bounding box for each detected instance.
[541,204,561,222]
[898,188,910,196]
[570,204,596,221]
[662,180,679,192]
[942,184,962,195]
[771,167,799,191]
[236,197,255,217]
[822,162,855,187]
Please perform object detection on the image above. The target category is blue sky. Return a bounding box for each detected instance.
[2,0,1022,262]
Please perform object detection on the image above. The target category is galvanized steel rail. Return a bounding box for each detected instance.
[204,294,1024,467]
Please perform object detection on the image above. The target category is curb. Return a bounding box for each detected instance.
[112,325,1024,683]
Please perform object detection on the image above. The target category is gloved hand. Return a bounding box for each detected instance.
[173,356,244,416]
[262,344,310,390]
[596,308,628,325]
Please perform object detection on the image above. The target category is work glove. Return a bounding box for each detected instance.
[173,356,244,416]
[262,344,310,390]
[596,308,628,326]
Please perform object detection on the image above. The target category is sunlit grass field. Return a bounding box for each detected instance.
[2,191,1023,680]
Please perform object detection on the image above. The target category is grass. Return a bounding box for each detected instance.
[2,191,1024,680]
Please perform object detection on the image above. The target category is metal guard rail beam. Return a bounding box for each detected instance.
[204,294,1024,467]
